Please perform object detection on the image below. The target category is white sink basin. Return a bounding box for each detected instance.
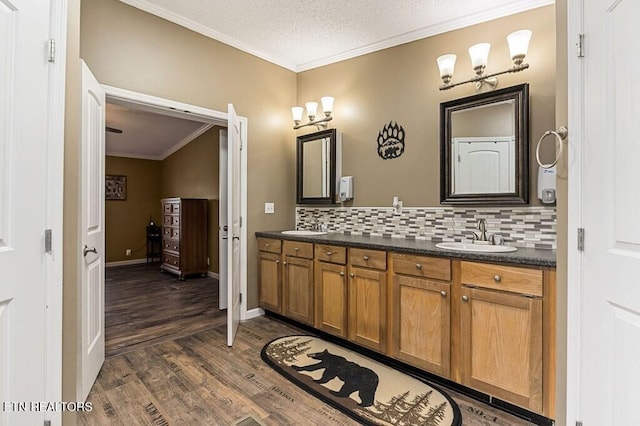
[281,230,328,236]
[435,242,517,253]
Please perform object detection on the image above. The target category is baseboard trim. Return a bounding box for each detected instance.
[207,271,220,279]
[245,308,264,320]
[105,258,148,268]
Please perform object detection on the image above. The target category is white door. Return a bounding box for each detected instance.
[219,129,228,310]
[227,104,244,346]
[571,1,640,424]
[79,61,106,401]
[453,137,514,194]
[0,1,58,424]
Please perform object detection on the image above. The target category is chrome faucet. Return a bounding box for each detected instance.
[469,218,503,245]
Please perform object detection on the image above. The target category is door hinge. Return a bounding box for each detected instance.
[239,293,242,304]
[44,420,51,426]
[45,229,52,253]
[576,421,583,426]
[240,216,243,228]
[577,34,584,58]
[48,39,56,63]
[577,227,585,252]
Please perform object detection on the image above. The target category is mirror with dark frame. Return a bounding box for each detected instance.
[440,83,529,205]
[296,128,337,204]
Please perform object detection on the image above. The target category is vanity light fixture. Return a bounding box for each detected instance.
[436,30,532,91]
[291,96,334,129]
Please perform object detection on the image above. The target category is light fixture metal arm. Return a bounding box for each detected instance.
[439,63,529,91]
[293,116,333,130]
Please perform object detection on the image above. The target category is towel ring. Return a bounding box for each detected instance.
[536,126,568,169]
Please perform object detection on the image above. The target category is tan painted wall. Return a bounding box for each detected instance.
[64,3,564,422]
[297,6,556,207]
[104,126,223,272]
[105,156,162,262]
[79,0,297,306]
[63,1,81,423]
[161,126,222,273]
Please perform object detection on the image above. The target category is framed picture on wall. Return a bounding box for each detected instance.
[105,175,127,200]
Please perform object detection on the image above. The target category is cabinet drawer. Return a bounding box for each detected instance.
[349,247,387,270]
[163,202,180,214]
[162,253,180,269]
[315,244,346,264]
[392,253,451,281]
[257,237,281,254]
[163,215,180,226]
[163,226,180,240]
[162,239,179,253]
[460,261,543,297]
[283,240,313,259]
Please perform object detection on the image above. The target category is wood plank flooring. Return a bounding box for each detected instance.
[105,262,225,357]
[83,264,538,425]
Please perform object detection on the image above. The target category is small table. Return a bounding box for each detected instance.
[146,224,161,263]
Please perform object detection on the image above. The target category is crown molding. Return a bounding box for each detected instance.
[118,0,298,71]
[159,123,214,160]
[119,0,554,73]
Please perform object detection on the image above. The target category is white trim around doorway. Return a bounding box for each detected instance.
[101,84,249,322]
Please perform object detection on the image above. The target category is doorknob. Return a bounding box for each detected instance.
[222,225,228,231]
[232,236,240,240]
[83,245,97,257]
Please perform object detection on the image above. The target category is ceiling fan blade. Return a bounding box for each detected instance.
[106,126,123,134]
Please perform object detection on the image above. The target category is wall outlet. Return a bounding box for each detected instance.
[125,249,132,256]
[264,202,275,214]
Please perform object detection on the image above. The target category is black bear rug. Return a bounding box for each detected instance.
[261,335,462,426]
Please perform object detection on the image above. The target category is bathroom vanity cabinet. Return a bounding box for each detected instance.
[256,233,556,419]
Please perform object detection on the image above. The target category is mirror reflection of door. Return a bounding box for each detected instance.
[452,136,515,194]
[302,137,329,198]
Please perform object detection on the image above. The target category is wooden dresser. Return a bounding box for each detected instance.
[160,198,208,280]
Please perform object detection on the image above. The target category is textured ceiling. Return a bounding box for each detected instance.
[119,0,553,71]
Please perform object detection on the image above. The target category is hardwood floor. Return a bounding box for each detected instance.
[83,264,537,425]
[105,262,225,357]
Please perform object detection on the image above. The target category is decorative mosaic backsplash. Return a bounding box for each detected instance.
[296,206,556,250]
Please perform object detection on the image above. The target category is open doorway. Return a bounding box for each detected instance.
[101,86,246,356]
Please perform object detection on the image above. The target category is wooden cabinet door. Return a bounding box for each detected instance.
[258,251,281,313]
[460,286,543,412]
[315,261,348,338]
[348,267,386,352]
[390,275,450,377]
[283,256,314,325]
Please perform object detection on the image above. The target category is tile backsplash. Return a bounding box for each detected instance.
[296,206,556,249]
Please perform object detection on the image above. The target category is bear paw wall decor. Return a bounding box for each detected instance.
[377,121,405,160]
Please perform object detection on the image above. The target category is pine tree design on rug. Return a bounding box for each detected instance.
[264,337,312,364]
[357,390,449,426]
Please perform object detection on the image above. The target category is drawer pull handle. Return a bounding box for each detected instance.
[416,263,422,269]
[339,272,345,276]
[283,261,287,265]
[294,247,299,251]
[275,260,280,264]
[462,295,469,302]
[350,273,355,278]
[493,275,502,283]
[363,255,369,261]
[440,290,447,297]
[265,243,270,247]
[326,251,333,256]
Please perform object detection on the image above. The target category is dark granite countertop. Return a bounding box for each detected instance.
[255,231,556,268]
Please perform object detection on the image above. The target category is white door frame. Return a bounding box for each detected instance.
[46,0,67,424]
[100,84,249,320]
[566,1,584,424]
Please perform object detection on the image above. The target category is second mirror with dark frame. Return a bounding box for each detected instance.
[297,128,339,204]
[440,83,530,205]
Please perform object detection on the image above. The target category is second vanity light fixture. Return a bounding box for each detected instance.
[436,29,532,91]
[292,96,334,130]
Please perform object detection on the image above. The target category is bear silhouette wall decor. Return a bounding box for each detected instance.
[377,121,405,160]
